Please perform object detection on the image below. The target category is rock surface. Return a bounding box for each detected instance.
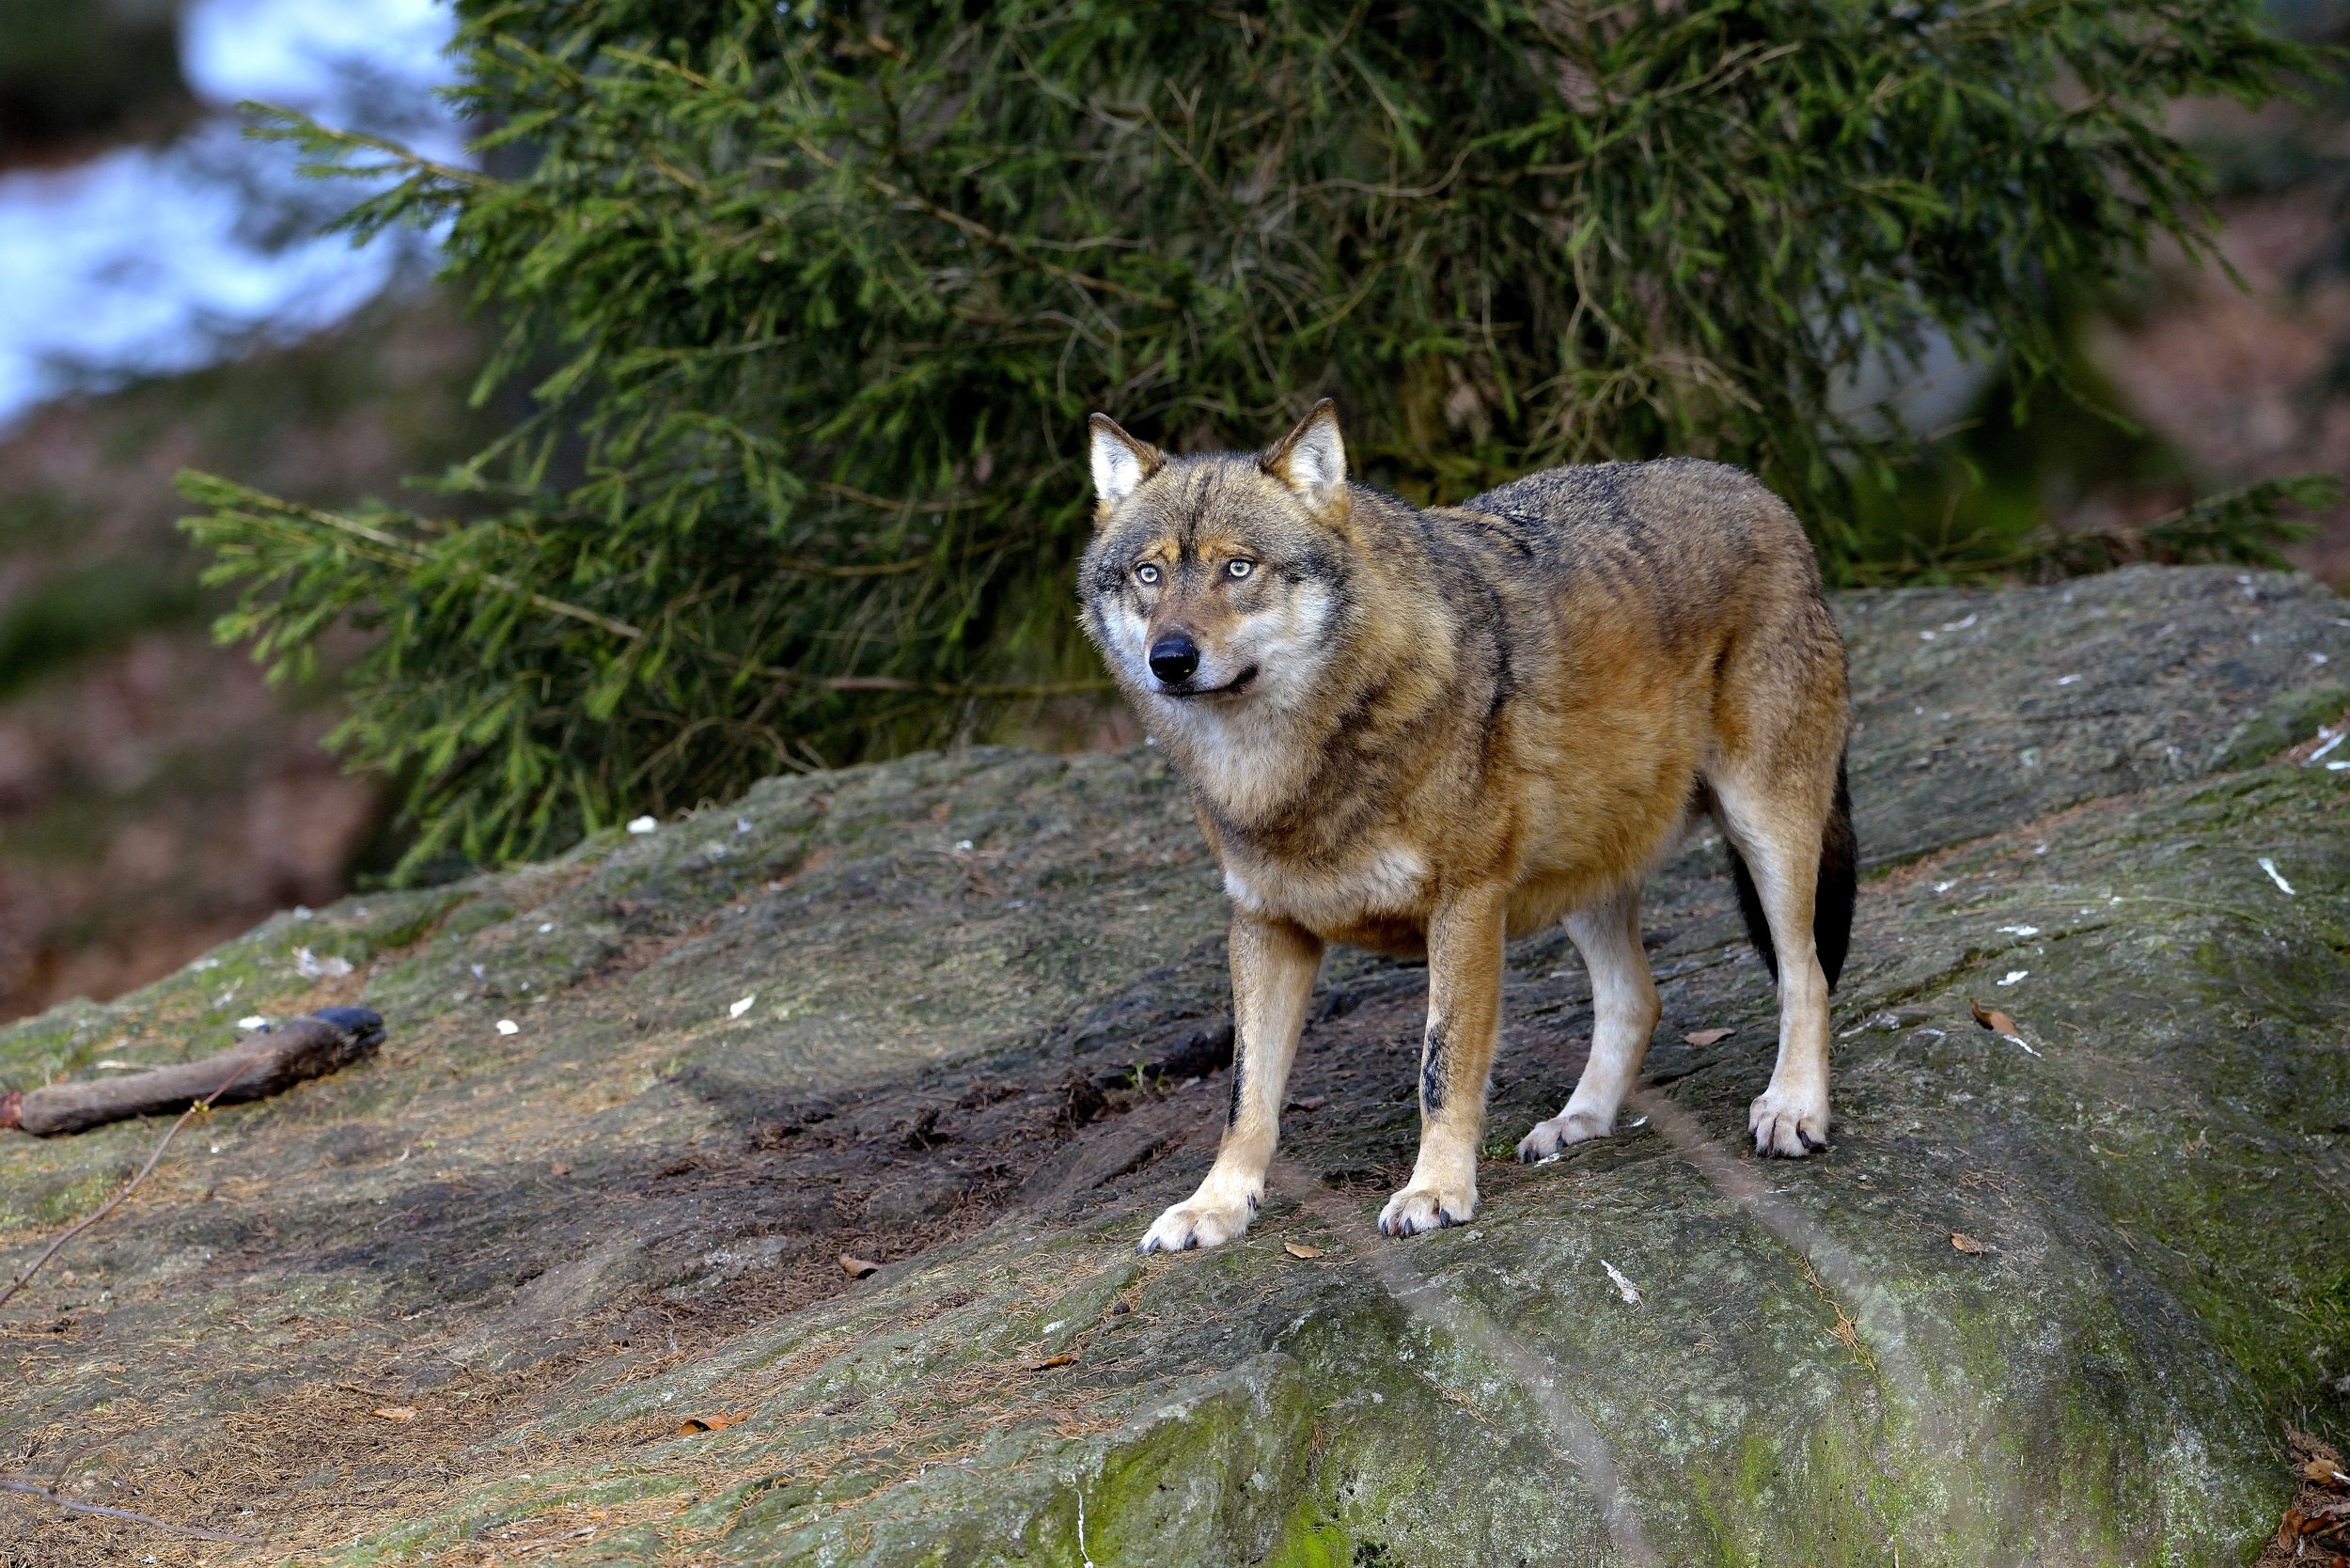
[2,564,2347,1567]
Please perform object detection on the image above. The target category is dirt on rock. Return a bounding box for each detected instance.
[2,565,2347,1566]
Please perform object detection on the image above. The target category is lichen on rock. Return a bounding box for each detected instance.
[1,565,2345,1565]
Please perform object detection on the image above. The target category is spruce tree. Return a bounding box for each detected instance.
[181,0,2326,873]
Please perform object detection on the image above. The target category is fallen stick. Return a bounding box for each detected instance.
[0,1008,384,1137]
[0,1009,385,1313]
[0,1476,259,1544]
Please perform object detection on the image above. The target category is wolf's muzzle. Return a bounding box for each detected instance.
[1149,633,1200,685]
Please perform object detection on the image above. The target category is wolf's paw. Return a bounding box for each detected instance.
[1748,1087,1829,1157]
[1377,1180,1477,1238]
[1516,1109,1612,1164]
[1137,1185,1259,1254]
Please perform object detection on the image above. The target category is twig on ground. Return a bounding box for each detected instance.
[0,1057,259,1312]
[0,1477,259,1544]
[0,1010,384,1311]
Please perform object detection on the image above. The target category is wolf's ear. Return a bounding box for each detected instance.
[1261,398,1346,505]
[1089,414,1162,508]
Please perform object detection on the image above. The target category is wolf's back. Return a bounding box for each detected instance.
[1468,457,1801,558]
[1462,457,1817,618]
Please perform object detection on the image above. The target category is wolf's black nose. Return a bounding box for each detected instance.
[1149,633,1199,685]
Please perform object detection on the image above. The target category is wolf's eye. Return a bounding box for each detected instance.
[1135,563,1160,587]
[1226,559,1254,580]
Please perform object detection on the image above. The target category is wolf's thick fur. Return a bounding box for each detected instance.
[1079,401,1854,1251]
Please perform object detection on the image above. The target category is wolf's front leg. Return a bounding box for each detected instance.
[1138,911,1322,1254]
[1381,885,1507,1237]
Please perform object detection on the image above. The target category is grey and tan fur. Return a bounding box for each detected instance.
[1079,400,1856,1251]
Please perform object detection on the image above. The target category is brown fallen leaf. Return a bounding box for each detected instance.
[2282,1497,2350,1551]
[1968,997,2017,1036]
[839,1254,881,1278]
[2309,1456,2350,1489]
[677,1410,744,1435]
[1950,1232,1988,1255]
[1029,1353,1078,1371]
[371,1406,417,1421]
[549,1162,571,1176]
[1282,1241,1326,1260]
[1683,1027,1735,1047]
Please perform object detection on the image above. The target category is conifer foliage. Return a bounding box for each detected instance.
[181,0,2319,872]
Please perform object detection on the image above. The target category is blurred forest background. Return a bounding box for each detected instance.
[2,0,2346,1024]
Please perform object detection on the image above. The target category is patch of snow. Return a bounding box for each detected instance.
[294,946,352,979]
[0,0,462,424]
[1601,1260,1642,1306]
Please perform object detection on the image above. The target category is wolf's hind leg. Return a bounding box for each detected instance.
[1517,883,1659,1163]
[1712,773,1835,1157]
[1381,884,1507,1237]
[1138,911,1322,1254]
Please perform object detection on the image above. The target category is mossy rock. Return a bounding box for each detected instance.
[1,565,2345,1565]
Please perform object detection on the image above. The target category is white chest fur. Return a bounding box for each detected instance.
[1220,840,1429,928]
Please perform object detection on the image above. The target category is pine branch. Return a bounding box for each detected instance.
[172,0,2322,873]
[184,479,1106,699]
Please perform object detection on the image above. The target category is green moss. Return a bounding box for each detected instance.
[437,897,520,940]
[15,1162,125,1229]
[1059,1372,1310,1566]
[0,998,109,1082]
[2210,683,2350,773]
[7,572,2346,1568]
[332,888,482,956]
[1262,1504,1355,1568]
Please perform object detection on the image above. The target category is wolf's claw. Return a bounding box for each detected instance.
[1137,1184,1258,1254]
[1748,1087,1829,1157]
[1516,1109,1612,1163]
[1378,1183,1477,1237]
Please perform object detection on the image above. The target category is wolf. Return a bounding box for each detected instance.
[1078,400,1855,1251]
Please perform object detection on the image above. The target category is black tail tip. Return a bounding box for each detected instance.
[1817,757,1857,990]
[1725,753,1857,992]
[1729,844,1778,986]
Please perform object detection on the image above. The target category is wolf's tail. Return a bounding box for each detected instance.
[1727,752,1856,990]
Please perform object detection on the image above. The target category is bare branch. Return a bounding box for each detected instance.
[0,1054,265,1311]
[0,1478,260,1544]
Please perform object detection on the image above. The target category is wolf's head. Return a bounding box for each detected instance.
[1076,400,1357,722]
